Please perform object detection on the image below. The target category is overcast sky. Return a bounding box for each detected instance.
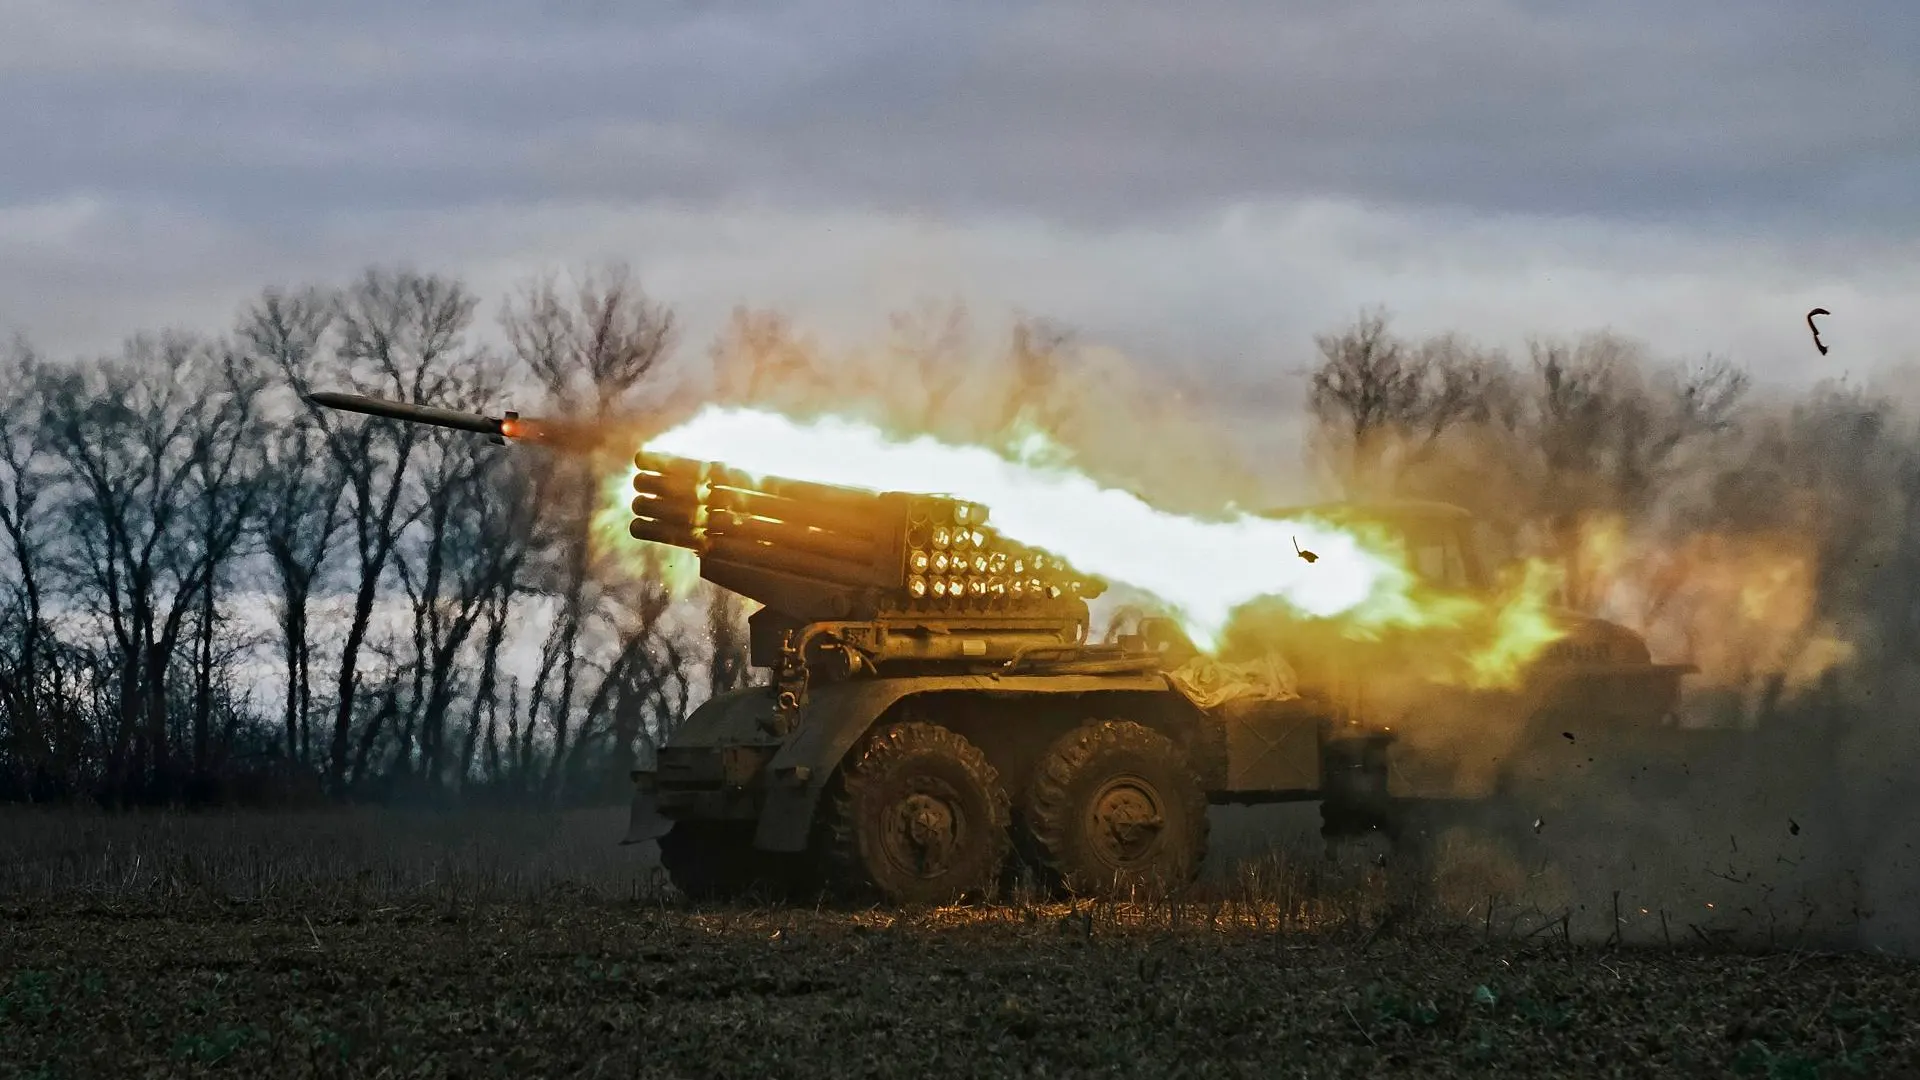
[5,0,1918,402]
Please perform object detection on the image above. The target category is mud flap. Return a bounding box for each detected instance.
[620,773,674,845]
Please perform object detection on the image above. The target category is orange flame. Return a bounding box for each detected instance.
[590,462,701,594]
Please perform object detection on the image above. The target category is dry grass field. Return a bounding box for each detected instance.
[3,805,1917,1078]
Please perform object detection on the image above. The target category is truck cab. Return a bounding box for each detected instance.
[1271,499,1684,678]
[1264,499,1697,800]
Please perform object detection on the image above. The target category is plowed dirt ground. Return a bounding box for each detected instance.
[5,902,1918,1078]
[3,807,1916,1078]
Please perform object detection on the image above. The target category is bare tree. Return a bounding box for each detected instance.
[453,453,541,791]
[587,598,692,794]
[710,307,830,407]
[1636,355,1749,511]
[1520,333,1750,607]
[183,357,271,784]
[272,268,487,793]
[39,334,265,800]
[1527,333,1646,520]
[887,298,971,432]
[995,315,1074,436]
[1308,308,1507,495]
[501,265,678,801]
[389,401,521,790]
[465,591,516,791]
[242,289,344,771]
[555,563,681,798]
[0,343,58,795]
[512,264,677,420]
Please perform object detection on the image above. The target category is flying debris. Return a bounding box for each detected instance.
[1293,537,1319,564]
[1806,308,1831,356]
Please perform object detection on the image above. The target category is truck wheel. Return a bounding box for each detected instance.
[1024,720,1209,898]
[657,822,790,903]
[822,721,1012,905]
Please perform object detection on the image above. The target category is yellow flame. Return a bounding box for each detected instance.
[626,405,1567,682]
[1219,550,1567,691]
[591,464,701,594]
[1466,561,1568,688]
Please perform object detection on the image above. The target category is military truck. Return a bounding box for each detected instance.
[307,392,1698,904]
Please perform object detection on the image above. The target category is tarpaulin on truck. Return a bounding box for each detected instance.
[1165,651,1302,709]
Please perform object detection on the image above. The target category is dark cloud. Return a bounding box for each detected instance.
[744,0,1920,231]
[5,0,1915,234]
[2,0,1916,375]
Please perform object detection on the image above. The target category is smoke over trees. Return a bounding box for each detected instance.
[1307,306,1920,948]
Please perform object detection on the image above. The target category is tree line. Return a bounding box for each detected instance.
[2,272,1914,810]
[1307,307,1920,719]
[0,267,713,805]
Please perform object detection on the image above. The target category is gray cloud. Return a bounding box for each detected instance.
[8,193,1913,382]
[7,0,1915,228]
[1,0,1915,383]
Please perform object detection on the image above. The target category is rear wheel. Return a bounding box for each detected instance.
[821,721,1012,905]
[1024,720,1209,898]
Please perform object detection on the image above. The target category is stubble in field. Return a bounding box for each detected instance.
[2,807,1916,1078]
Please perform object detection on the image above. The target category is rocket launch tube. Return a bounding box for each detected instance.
[632,451,708,482]
[704,487,889,542]
[632,454,898,542]
[703,532,896,589]
[706,464,893,515]
[627,518,704,550]
[624,505,892,586]
[629,493,706,526]
[632,452,910,534]
[704,515,884,565]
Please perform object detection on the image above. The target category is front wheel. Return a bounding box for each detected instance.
[821,721,1012,905]
[1023,720,1209,898]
